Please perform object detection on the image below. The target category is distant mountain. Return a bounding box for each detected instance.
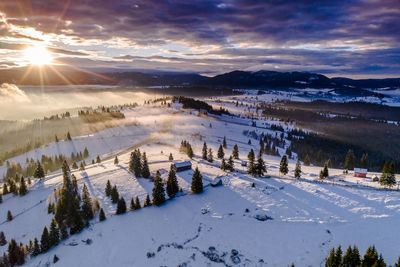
[0,67,398,96]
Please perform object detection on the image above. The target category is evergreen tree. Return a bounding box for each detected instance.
[191,167,203,194]
[207,148,214,163]
[72,162,78,170]
[320,162,329,179]
[99,208,106,221]
[19,176,28,196]
[32,238,40,256]
[144,194,152,207]
[255,151,266,177]
[135,196,141,210]
[49,218,60,247]
[116,197,127,214]
[168,153,174,161]
[7,210,12,221]
[96,155,101,164]
[105,180,112,197]
[40,226,51,252]
[0,232,6,246]
[387,160,396,186]
[202,142,208,160]
[166,165,179,199]
[232,144,239,159]
[0,193,2,204]
[247,149,256,176]
[34,161,45,179]
[67,132,72,141]
[111,185,119,204]
[2,184,8,195]
[81,183,94,221]
[79,162,85,171]
[380,161,388,184]
[7,239,25,266]
[152,171,166,206]
[130,198,135,210]
[141,152,150,178]
[217,145,225,159]
[221,159,227,171]
[351,246,361,267]
[280,155,289,175]
[360,153,369,169]
[227,156,234,172]
[294,159,301,179]
[223,136,227,149]
[362,246,378,267]
[114,156,119,165]
[344,150,355,170]
[325,248,336,267]
[83,147,89,158]
[187,145,194,159]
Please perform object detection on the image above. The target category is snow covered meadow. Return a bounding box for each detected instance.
[1,97,400,266]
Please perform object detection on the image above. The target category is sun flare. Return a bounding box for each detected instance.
[23,45,52,66]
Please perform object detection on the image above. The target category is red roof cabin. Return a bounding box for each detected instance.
[354,168,367,178]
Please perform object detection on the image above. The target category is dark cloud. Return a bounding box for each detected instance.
[0,0,399,76]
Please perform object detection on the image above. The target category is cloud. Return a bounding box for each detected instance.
[0,83,30,102]
[0,0,399,77]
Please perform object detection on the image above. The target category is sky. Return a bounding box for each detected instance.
[0,0,399,78]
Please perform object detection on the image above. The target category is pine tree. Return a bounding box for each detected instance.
[168,153,174,161]
[79,162,85,171]
[32,238,40,256]
[247,149,256,176]
[81,183,94,221]
[67,132,72,141]
[105,180,112,197]
[344,149,355,170]
[294,159,301,179]
[7,210,12,221]
[223,136,227,149]
[152,171,166,206]
[255,151,266,177]
[72,162,78,170]
[187,145,194,159]
[40,226,51,252]
[114,156,119,165]
[320,162,329,179]
[141,152,150,178]
[99,208,106,221]
[130,197,135,210]
[96,155,101,164]
[116,197,127,214]
[135,196,141,210]
[221,159,227,171]
[2,184,8,195]
[34,161,45,179]
[202,142,208,160]
[227,156,234,172]
[325,247,336,267]
[380,161,389,185]
[280,155,289,175]
[351,246,361,267]
[362,246,378,267]
[334,245,342,267]
[191,167,203,194]
[19,176,28,196]
[49,218,60,247]
[7,239,24,266]
[217,145,225,159]
[166,165,179,199]
[83,147,89,158]
[207,148,213,163]
[111,185,119,204]
[0,232,6,246]
[144,194,152,207]
[232,144,239,159]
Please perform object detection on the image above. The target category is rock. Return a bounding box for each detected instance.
[254,213,273,221]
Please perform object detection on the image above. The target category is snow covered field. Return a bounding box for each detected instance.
[1,101,400,266]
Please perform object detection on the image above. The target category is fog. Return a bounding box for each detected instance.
[0,83,160,120]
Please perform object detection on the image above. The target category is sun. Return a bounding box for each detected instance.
[24,45,52,66]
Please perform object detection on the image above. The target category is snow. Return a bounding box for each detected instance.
[1,100,400,266]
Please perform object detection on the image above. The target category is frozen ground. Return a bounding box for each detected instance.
[1,101,400,266]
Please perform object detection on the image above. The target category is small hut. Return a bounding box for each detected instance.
[173,161,192,172]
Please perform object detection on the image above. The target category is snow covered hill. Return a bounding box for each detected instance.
[1,101,400,266]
